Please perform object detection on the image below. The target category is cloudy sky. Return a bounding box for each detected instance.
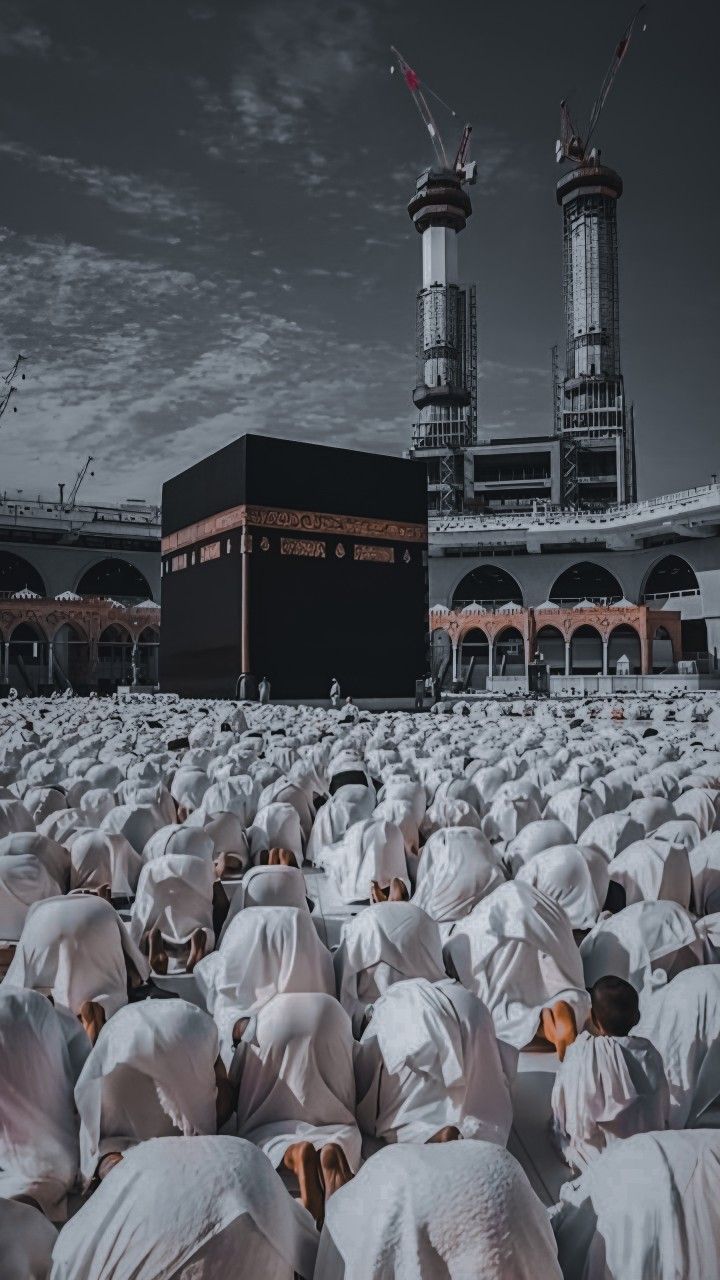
[0,0,717,503]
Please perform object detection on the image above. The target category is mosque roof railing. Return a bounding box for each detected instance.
[430,483,720,538]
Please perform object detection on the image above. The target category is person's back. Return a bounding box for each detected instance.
[552,975,669,1171]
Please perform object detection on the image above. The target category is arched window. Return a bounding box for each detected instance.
[550,562,623,605]
[652,625,674,673]
[77,559,152,604]
[459,628,489,689]
[452,565,523,610]
[570,625,603,674]
[643,556,700,602]
[8,622,48,694]
[535,625,565,673]
[0,550,45,597]
[53,623,90,690]
[97,625,133,690]
[495,626,526,675]
[608,624,641,674]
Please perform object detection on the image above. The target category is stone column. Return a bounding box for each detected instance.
[47,642,54,684]
[1,641,8,682]
[451,642,458,684]
[602,638,609,676]
[487,636,495,679]
[564,639,571,676]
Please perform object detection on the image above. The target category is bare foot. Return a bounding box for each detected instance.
[268,846,298,867]
[0,943,16,970]
[97,1152,123,1179]
[79,1000,106,1045]
[284,1141,324,1229]
[427,1125,461,1143]
[370,880,387,903]
[388,877,409,901]
[214,852,244,879]
[541,1000,578,1062]
[320,1143,353,1200]
[148,927,168,975]
[186,928,207,973]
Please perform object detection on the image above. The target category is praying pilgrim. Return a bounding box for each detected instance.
[1,689,720,1277]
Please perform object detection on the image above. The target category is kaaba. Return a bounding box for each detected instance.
[160,434,428,700]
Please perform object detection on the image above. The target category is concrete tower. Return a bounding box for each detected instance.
[407,166,478,513]
[556,156,636,507]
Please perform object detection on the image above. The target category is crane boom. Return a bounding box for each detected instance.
[556,4,647,165]
[390,46,449,168]
[64,455,95,511]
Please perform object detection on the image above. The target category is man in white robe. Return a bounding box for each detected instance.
[636,965,720,1127]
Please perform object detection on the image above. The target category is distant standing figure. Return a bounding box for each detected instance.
[258,677,271,705]
[330,677,341,708]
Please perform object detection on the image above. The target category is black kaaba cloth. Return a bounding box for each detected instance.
[160,434,428,699]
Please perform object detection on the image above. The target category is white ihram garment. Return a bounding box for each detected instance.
[233,993,361,1170]
[0,853,60,942]
[219,864,309,942]
[130,853,214,958]
[195,906,334,1064]
[315,1142,562,1280]
[445,881,590,1049]
[0,1199,57,1280]
[306,785,376,867]
[636,966,720,1127]
[551,1030,669,1171]
[74,999,219,1182]
[580,901,704,1000]
[355,977,515,1145]
[334,902,445,1036]
[504,819,574,875]
[553,1130,720,1280]
[0,989,79,1220]
[49,1135,318,1280]
[608,837,691,908]
[411,827,505,939]
[4,895,148,1018]
[515,845,602,931]
[249,802,304,863]
[578,813,645,862]
[688,831,720,915]
[323,818,409,903]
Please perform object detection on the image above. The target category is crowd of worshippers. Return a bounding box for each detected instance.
[1,691,720,1278]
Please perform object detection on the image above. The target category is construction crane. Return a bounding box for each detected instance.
[390,46,476,183]
[59,455,95,511]
[556,5,647,167]
[0,353,27,426]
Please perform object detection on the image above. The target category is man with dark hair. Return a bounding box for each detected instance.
[551,974,669,1172]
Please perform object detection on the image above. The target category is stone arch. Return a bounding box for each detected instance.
[451,564,523,610]
[76,557,152,604]
[52,622,91,691]
[608,623,641,674]
[7,620,49,694]
[459,626,489,690]
[652,625,674,673]
[494,625,526,675]
[0,549,46,597]
[535,624,565,673]
[97,622,133,691]
[570,624,603,674]
[642,554,701,602]
[430,628,453,690]
[549,561,624,605]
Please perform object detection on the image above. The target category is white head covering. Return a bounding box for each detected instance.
[516,845,602,931]
[306,785,376,865]
[356,977,514,1146]
[421,796,483,840]
[412,827,505,934]
[219,865,308,942]
[688,832,720,915]
[334,902,445,1035]
[315,1142,562,1280]
[101,803,165,855]
[0,1199,57,1280]
[0,988,80,1219]
[554,1130,720,1280]
[233,992,360,1171]
[21,784,67,827]
[0,798,34,837]
[323,818,408,904]
[0,853,61,942]
[580,900,703,998]
[578,812,645,862]
[130,854,215,951]
[195,906,335,1064]
[201,775,259,825]
[50,1135,318,1280]
[624,796,676,834]
[0,831,70,891]
[543,786,604,840]
[445,880,590,1049]
[75,999,219,1183]
[636,965,720,1128]
[249,802,304,863]
[70,830,142,898]
[142,823,215,864]
[505,819,574,875]
[4,895,148,1018]
[551,1029,669,1172]
[608,837,692,908]
[170,766,209,812]
[674,787,718,838]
